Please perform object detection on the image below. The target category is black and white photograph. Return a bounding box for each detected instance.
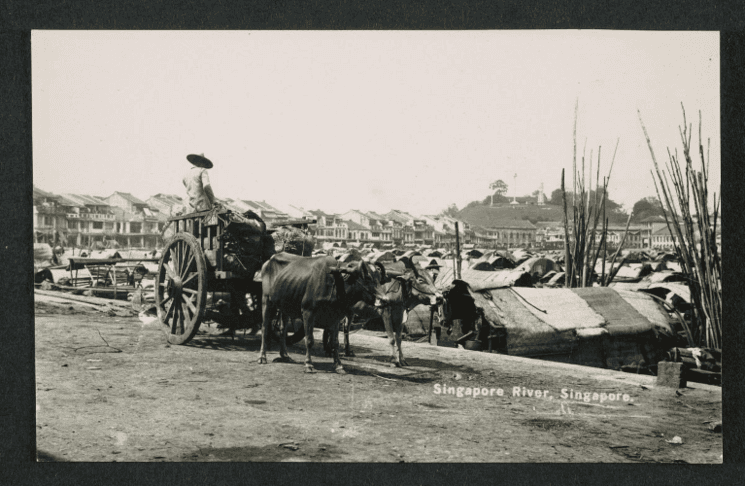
[31,30,722,463]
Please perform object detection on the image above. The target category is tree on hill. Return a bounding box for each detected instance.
[439,203,459,218]
[631,197,664,221]
[549,188,563,206]
[489,179,508,206]
[594,187,624,214]
[481,194,511,206]
[547,187,628,224]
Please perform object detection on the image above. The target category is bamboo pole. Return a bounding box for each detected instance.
[572,99,578,211]
[604,213,632,286]
[601,217,608,284]
[561,103,622,288]
[561,169,571,287]
[639,106,721,349]
[589,183,608,282]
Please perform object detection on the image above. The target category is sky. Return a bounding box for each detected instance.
[32,30,720,216]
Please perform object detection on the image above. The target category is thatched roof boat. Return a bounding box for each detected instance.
[405,268,675,372]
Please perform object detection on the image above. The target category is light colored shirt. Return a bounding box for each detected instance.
[183,166,215,212]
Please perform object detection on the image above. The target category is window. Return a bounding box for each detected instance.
[68,220,77,230]
[130,222,142,233]
[92,221,103,230]
[43,216,53,226]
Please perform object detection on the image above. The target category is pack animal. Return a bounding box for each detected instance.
[257,252,387,373]
[326,256,443,367]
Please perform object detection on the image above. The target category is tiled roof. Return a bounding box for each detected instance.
[33,186,59,200]
[652,226,673,236]
[384,210,413,223]
[344,220,368,231]
[218,199,247,213]
[55,194,82,207]
[640,215,666,223]
[240,200,285,215]
[62,193,111,206]
[239,201,284,216]
[366,211,389,222]
[150,194,183,205]
[112,191,148,205]
[309,209,335,219]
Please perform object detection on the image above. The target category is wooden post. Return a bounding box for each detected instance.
[454,222,462,280]
[451,249,458,279]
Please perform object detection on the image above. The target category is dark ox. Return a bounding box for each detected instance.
[327,256,443,367]
[257,252,387,373]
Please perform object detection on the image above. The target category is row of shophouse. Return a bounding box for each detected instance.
[304,209,469,248]
[535,223,645,250]
[34,186,171,249]
[642,215,722,252]
[33,186,303,249]
[297,208,541,249]
[35,185,717,252]
[533,215,721,252]
[33,185,512,250]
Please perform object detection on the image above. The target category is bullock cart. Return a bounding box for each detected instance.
[155,208,309,345]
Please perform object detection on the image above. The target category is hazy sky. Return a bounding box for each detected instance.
[32,30,719,216]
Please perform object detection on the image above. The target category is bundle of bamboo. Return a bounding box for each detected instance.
[561,99,630,288]
[639,105,721,350]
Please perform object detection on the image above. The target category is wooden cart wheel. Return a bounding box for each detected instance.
[156,232,208,345]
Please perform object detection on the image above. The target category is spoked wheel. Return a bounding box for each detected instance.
[155,232,208,345]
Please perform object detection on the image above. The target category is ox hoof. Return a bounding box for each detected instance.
[345,350,356,357]
[258,356,268,365]
[304,366,315,374]
[273,356,293,363]
[389,361,402,368]
[400,360,409,367]
[335,366,347,374]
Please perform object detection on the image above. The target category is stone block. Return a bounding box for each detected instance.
[657,361,687,388]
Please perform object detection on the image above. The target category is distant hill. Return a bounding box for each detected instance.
[457,203,566,227]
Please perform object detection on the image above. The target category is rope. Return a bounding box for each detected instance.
[509,287,547,314]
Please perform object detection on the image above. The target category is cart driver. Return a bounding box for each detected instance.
[184,153,217,212]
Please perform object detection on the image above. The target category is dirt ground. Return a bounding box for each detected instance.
[34,299,722,463]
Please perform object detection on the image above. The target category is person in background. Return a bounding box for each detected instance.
[51,246,64,266]
[425,260,441,283]
[183,153,216,212]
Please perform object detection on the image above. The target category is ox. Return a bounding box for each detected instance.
[326,256,443,367]
[257,252,387,373]
[375,256,443,367]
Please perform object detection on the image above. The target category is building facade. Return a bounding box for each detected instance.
[60,193,118,247]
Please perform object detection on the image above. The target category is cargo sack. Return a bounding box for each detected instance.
[218,210,271,276]
[272,226,315,256]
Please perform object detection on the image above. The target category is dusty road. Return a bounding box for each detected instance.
[35,300,722,463]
